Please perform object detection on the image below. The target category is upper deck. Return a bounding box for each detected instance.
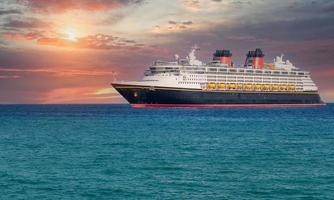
[145,63,310,78]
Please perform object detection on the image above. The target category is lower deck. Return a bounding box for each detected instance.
[112,83,323,106]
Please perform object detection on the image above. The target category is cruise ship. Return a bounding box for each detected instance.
[111,46,324,108]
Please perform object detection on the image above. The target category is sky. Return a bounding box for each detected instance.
[0,0,333,104]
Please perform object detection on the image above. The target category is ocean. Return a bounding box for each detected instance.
[0,104,333,199]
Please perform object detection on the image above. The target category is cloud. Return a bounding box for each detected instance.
[0,0,333,103]
[182,21,193,25]
[0,67,116,77]
[152,20,194,34]
[182,0,200,11]
[19,0,144,12]
[0,9,22,15]
[168,20,193,25]
[181,0,250,11]
[229,17,334,42]
[37,34,145,50]
[2,18,50,29]
[2,31,43,40]
[40,86,120,104]
[0,75,21,79]
[3,31,145,50]
[168,20,178,25]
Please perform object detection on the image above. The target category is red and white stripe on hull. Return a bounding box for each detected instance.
[131,103,326,108]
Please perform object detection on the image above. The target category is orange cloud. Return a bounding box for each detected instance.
[2,32,42,40]
[0,67,116,77]
[3,31,144,50]
[37,34,144,50]
[40,86,120,104]
[0,75,21,79]
[20,0,142,12]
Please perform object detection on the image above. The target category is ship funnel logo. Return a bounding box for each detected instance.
[213,49,233,67]
[244,48,265,69]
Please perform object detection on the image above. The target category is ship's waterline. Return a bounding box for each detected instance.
[112,46,324,107]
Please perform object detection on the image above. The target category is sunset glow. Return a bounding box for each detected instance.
[0,0,333,103]
[64,29,78,41]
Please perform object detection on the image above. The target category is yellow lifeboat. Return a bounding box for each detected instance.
[281,85,287,90]
[287,85,296,90]
[218,83,225,89]
[237,84,243,89]
[250,84,256,90]
[272,85,279,90]
[207,83,216,89]
[229,83,236,89]
[245,84,252,90]
[255,84,261,90]
[264,84,270,90]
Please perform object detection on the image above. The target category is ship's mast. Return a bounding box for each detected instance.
[188,45,203,66]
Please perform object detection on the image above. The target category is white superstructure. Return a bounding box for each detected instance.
[121,46,318,92]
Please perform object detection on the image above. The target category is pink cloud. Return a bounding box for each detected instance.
[0,67,117,77]
[2,32,43,40]
[0,75,21,79]
[3,31,145,50]
[37,34,145,50]
[19,0,142,12]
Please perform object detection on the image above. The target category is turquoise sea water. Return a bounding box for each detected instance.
[0,104,334,199]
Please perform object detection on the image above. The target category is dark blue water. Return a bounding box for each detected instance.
[0,104,334,199]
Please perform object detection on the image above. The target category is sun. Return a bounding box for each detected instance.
[64,29,77,41]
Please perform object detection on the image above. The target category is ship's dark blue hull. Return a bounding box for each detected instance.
[112,83,324,108]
